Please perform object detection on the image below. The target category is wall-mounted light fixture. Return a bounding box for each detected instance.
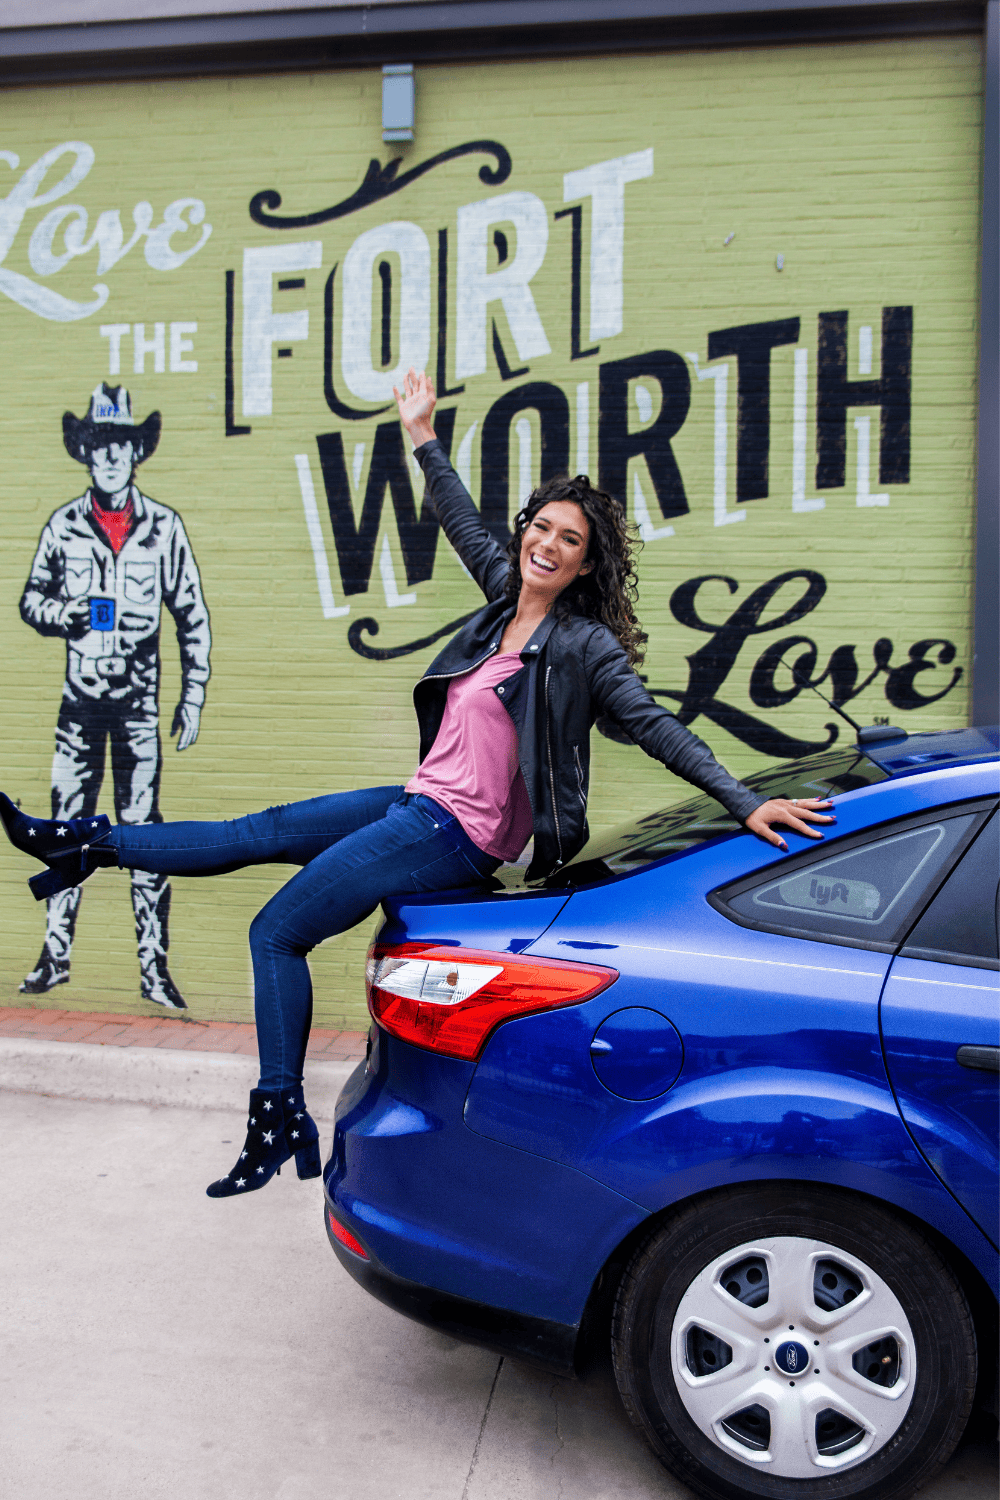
[382,64,414,142]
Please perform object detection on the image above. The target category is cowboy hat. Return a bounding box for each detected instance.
[62,383,161,465]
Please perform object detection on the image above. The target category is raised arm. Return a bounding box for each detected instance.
[394,368,509,601]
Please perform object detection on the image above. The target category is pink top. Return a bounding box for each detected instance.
[406,653,534,862]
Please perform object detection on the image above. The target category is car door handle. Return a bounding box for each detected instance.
[956,1045,999,1073]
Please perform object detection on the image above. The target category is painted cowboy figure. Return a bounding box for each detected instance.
[18,383,211,1007]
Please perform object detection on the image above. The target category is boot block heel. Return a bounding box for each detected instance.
[295,1139,322,1180]
[28,866,90,901]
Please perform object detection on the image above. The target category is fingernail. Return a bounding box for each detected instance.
[780,842,788,851]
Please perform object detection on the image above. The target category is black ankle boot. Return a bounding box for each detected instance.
[0,793,118,901]
[279,1084,322,1179]
[206,1087,322,1199]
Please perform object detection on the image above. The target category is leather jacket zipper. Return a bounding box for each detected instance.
[419,643,498,686]
[545,665,564,864]
[573,744,587,808]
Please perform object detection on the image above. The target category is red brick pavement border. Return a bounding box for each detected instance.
[0,1006,368,1062]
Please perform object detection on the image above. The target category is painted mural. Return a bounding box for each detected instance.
[20,384,209,1004]
[0,37,983,1024]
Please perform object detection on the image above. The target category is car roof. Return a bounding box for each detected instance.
[861,725,999,777]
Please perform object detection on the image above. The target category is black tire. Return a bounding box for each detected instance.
[611,1183,977,1500]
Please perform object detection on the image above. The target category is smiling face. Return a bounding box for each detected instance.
[89,440,136,502]
[519,499,592,604]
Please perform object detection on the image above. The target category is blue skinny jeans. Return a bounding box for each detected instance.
[105,787,501,1090]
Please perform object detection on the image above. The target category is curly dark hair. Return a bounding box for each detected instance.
[504,474,647,666]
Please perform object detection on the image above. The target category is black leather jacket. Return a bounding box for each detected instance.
[413,439,766,880]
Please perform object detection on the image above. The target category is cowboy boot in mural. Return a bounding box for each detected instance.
[131,870,187,1010]
[20,885,82,993]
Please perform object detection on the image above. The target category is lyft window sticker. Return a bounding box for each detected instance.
[753,825,948,926]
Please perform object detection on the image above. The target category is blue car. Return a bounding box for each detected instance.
[324,726,999,1500]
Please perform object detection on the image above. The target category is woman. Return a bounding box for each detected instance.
[0,369,833,1199]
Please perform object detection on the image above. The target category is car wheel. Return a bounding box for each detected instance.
[611,1184,976,1500]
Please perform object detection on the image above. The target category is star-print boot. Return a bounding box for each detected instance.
[0,793,118,901]
[205,1087,321,1199]
[280,1084,322,1180]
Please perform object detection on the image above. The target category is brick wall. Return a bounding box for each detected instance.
[0,35,983,1026]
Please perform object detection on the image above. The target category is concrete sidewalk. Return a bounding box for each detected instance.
[0,1036,357,1117]
[1,1084,689,1500]
[0,1032,996,1500]
[0,1003,365,1119]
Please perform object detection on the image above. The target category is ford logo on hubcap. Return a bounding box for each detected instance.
[775,1340,810,1375]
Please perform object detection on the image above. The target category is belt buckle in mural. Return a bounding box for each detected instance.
[95,655,128,678]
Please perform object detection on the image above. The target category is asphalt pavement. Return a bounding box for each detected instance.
[0,1054,996,1500]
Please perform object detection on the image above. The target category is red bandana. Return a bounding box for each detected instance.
[91,492,135,555]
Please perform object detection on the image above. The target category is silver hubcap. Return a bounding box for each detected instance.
[669,1236,915,1476]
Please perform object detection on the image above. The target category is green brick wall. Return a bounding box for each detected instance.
[0,34,984,1026]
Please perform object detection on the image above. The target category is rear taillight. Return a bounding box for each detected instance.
[366,941,617,1060]
[328,1209,368,1258]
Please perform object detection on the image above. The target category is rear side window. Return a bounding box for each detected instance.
[901,811,999,969]
[713,809,983,951]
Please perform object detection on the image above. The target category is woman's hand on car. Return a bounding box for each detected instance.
[394,368,437,448]
[745,797,836,851]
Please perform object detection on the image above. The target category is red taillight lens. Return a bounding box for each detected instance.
[328,1208,368,1258]
[366,941,617,1060]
